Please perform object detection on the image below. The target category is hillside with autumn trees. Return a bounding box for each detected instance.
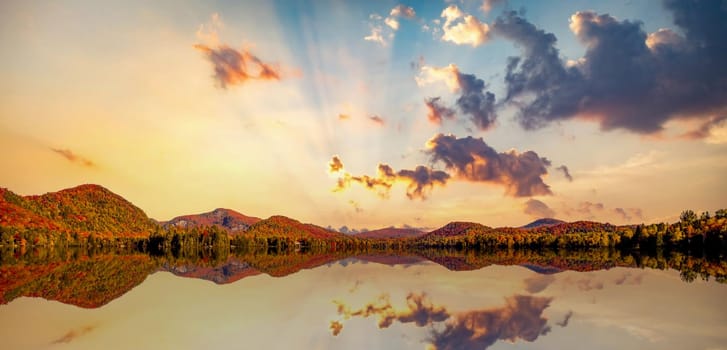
[0,184,726,257]
[0,185,158,246]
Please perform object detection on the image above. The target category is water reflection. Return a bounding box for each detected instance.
[332,293,553,350]
[0,247,726,349]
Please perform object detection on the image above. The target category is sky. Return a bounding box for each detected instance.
[0,0,726,230]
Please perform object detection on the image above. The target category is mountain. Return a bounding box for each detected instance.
[537,221,618,234]
[354,227,425,239]
[422,221,492,238]
[521,218,565,229]
[162,208,261,235]
[246,215,346,240]
[1,184,156,237]
[160,258,262,284]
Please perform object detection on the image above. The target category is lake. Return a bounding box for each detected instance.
[1,248,726,349]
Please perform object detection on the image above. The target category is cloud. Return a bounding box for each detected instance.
[365,5,417,46]
[441,5,491,47]
[613,207,643,222]
[333,293,450,331]
[680,115,727,143]
[50,325,96,344]
[481,0,505,14]
[555,165,573,181]
[329,160,395,198]
[426,134,553,197]
[396,166,451,199]
[455,71,498,130]
[493,2,727,136]
[390,5,416,19]
[614,272,644,286]
[416,64,460,91]
[574,277,604,291]
[417,64,498,130]
[364,24,387,45]
[330,321,343,336]
[556,311,573,327]
[329,134,557,200]
[429,295,553,350]
[349,200,363,213]
[329,156,449,200]
[560,201,604,219]
[523,199,556,219]
[560,201,643,222]
[194,15,281,88]
[51,148,95,167]
[348,279,363,293]
[425,97,456,124]
[329,156,344,173]
[523,274,556,293]
[369,115,385,126]
[194,44,281,88]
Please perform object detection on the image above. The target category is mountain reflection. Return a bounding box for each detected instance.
[1,246,725,308]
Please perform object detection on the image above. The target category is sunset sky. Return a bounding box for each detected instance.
[1,0,725,230]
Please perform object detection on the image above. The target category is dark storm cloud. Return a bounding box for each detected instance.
[426,134,553,197]
[425,97,456,124]
[194,44,281,88]
[429,295,553,350]
[419,66,498,130]
[492,1,727,135]
[523,199,556,218]
[455,71,498,130]
[51,148,95,167]
[555,165,573,182]
[396,166,450,199]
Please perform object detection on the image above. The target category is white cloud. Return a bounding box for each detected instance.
[364,5,417,46]
[415,64,460,91]
[441,5,491,47]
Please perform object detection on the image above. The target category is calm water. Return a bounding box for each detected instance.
[1,251,726,350]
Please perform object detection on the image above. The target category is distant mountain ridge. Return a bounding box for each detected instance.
[423,222,492,238]
[522,218,566,229]
[354,227,425,239]
[248,215,345,239]
[162,208,261,235]
[0,184,650,244]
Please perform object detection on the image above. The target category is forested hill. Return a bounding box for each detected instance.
[1,184,725,253]
[0,184,156,238]
[247,215,346,240]
[162,208,261,234]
